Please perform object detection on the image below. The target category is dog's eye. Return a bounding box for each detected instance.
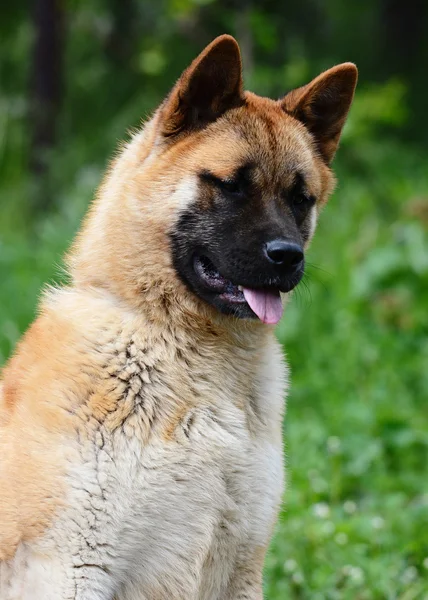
[288,173,315,212]
[217,178,242,195]
[200,171,243,196]
[293,193,306,206]
[291,192,315,209]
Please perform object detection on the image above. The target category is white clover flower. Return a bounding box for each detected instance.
[284,558,298,573]
[401,566,418,585]
[342,565,364,584]
[327,436,342,454]
[349,566,364,584]
[371,516,385,529]
[335,532,348,545]
[291,571,304,585]
[322,521,335,536]
[312,502,330,518]
[343,500,357,514]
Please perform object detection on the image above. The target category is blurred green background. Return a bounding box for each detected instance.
[1,1,428,597]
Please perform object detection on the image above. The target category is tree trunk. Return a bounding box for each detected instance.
[380,0,426,76]
[30,0,63,211]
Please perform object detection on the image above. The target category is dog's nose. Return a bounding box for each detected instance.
[265,240,304,269]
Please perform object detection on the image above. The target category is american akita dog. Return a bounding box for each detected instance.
[0,35,357,599]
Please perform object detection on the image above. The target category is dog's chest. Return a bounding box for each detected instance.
[67,405,283,598]
[55,333,286,598]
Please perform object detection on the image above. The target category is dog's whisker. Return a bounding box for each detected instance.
[305,261,332,277]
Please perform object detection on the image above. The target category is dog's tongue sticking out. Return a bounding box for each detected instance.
[242,288,283,325]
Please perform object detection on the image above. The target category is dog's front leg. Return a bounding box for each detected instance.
[1,545,117,600]
[71,564,117,600]
[225,558,264,600]
[225,577,263,600]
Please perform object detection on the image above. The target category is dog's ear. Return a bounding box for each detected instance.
[159,35,244,137]
[281,63,358,164]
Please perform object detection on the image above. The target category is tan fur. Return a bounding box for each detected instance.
[0,35,356,599]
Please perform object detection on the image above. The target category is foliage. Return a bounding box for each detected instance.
[271,145,428,599]
[1,1,428,597]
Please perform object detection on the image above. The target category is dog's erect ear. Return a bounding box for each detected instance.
[281,63,358,164]
[159,35,244,137]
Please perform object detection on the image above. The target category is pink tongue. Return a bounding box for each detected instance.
[242,288,283,325]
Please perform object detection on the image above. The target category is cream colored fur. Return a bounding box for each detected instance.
[1,282,286,600]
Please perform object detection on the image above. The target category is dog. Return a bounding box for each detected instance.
[0,35,357,599]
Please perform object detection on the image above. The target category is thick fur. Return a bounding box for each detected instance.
[0,36,357,599]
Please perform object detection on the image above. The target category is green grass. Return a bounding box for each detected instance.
[266,146,428,598]
[1,129,428,598]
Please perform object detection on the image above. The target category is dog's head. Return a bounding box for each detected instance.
[71,35,357,325]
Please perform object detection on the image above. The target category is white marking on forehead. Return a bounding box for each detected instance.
[169,176,198,211]
[307,206,318,241]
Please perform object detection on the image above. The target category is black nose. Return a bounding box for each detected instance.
[265,240,304,269]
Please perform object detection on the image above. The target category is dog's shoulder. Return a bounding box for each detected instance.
[0,287,133,559]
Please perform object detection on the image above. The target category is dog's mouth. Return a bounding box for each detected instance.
[193,255,285,324]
